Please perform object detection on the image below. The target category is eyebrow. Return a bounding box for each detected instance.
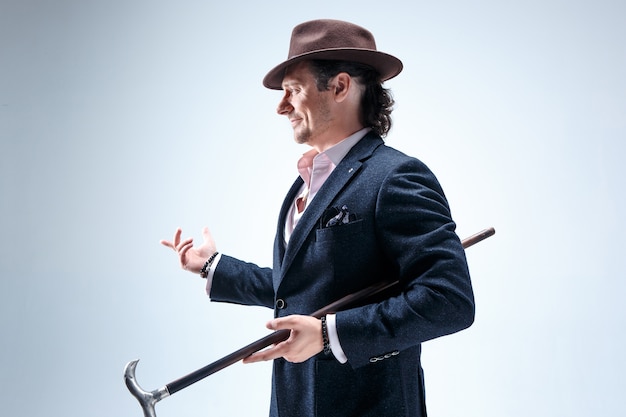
[281,66,310,89]
[281,79,303,90]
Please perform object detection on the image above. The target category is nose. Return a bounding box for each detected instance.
[277,93,293,115]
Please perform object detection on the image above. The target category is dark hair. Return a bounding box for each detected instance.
[308,60,395,137]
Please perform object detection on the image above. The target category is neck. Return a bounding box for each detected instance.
[310,123,365,153]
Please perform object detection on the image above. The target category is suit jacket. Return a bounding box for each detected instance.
[210,132,475,417]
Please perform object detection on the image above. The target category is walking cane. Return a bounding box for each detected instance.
[124,227,495,417]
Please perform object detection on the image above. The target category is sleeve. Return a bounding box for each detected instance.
[208,254,276,310]
[335,158,475,369]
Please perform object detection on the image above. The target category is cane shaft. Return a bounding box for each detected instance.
[166,329,290,394]
[310,226,495,317]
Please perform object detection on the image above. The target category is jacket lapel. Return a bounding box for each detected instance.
[278,133,383,283]
[274,176,304,270]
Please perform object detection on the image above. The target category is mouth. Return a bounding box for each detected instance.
[288,113,303,127]
[289,118,302,128]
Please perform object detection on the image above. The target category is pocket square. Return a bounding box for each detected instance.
[321,205,357,228]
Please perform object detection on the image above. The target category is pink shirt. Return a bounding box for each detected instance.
[285,128,371,242]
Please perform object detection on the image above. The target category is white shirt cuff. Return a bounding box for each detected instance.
[204,253,222,296]
[326,313,347,363]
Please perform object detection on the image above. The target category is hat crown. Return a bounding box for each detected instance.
[263,19,402,90]
[288,20,377,58]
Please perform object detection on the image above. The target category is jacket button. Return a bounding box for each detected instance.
[275,299,286,309]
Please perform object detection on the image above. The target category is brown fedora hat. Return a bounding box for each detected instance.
[263,19,403,90]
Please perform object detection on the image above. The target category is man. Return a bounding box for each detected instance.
[161,19,474,417]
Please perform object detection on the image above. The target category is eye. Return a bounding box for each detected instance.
[281,85,301,101]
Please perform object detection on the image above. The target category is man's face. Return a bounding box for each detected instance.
[277,61,334,146]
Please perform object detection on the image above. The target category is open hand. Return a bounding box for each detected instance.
[160,227,216,274]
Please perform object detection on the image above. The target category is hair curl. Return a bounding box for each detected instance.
[308,60,395,137]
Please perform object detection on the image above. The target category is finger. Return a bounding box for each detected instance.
[173,228,182,247]
[159,239,174,249]
[175,237,193,253]
[266,316,301,331]
[242,352,267,364]
[178,240,194,257]
[243,345,285,364]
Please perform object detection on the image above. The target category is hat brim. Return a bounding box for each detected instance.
[262,48,403,90]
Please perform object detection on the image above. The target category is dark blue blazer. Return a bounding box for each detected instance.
[211,132,474,417]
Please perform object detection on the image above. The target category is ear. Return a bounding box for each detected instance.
[331,72,352,102]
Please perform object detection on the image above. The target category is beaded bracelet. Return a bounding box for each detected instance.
[321,315,331,355]
[199,252,219,279]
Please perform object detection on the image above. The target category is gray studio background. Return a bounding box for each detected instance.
[1,1,625,416]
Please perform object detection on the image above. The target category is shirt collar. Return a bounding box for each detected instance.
[298,127,371,172]
[324,127,371,166]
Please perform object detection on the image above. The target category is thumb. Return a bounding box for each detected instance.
[266,317,295,331]
[201,227,216,248]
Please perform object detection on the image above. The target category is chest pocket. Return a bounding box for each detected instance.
[315,219,364,243]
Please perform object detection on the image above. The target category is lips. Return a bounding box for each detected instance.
[290,118,302,127]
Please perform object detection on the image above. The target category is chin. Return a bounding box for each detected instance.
[294,132,311,145]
